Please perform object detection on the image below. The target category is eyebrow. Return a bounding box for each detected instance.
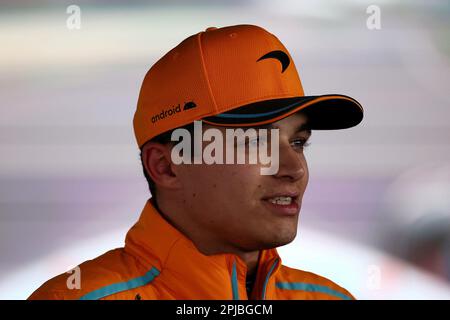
[295,124,312,137]
[256,123,312,138]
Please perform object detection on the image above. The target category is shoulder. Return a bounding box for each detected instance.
[27,248,159,300]
[275,264,356,300]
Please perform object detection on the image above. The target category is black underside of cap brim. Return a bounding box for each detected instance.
[202,94,364,130]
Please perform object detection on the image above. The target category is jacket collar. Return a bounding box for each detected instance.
[124,199,282,299]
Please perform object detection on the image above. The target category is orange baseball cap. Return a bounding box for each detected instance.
[133,24,363,148]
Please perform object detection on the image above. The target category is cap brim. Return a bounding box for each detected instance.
[202,94,363,130]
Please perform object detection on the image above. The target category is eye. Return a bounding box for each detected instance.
[290,138,311,149]
[248,137,259,147]
[247,135,268,147]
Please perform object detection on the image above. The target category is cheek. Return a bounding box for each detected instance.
[229,163,264,181]
[187,164,262,200]
[222,166,265,208]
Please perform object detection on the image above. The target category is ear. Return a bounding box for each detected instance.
[142,142,181,190]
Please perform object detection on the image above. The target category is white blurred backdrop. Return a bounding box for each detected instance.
[1,0,449,299]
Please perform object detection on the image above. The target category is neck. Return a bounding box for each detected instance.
[238,251,260,277]
[155,196,261,278]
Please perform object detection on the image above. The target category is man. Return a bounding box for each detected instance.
[29,24,363,300]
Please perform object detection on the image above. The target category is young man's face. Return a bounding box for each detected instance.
[172,112,311,252]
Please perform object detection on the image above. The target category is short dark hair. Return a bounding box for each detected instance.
[140,122,196,198]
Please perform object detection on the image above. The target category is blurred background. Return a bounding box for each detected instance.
[1,0,449,299]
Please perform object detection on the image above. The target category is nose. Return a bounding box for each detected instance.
[274,143,306,182]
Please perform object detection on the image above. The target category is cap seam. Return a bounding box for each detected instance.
[260,29,289,94]
[196,32,219,114]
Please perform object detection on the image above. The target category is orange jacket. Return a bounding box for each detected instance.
[28,199,355,300]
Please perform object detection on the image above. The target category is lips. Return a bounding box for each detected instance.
[262,192,300,203]
[261,192,301,216]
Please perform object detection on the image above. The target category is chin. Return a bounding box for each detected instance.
[273,235,297,248]
[259,230,298,249]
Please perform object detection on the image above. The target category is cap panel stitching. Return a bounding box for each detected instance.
[196,32,219,114]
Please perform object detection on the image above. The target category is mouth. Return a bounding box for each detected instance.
[261,193,301,216]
